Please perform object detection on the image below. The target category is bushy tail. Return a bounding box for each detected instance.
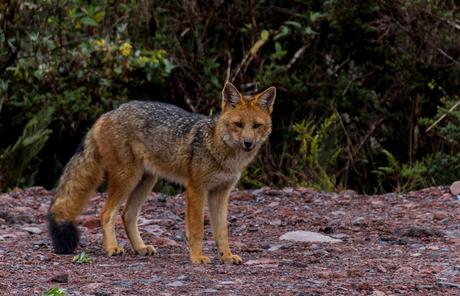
[48,129,104,254]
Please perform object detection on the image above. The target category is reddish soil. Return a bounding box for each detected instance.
[0,186,459,295]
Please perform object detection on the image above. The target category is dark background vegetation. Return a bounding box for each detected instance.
[0,0,459,194]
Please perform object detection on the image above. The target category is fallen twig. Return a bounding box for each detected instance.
[426,98,460,132]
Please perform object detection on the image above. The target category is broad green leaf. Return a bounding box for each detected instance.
[79,17,98,27]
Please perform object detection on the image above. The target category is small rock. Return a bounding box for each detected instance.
[268,219,282,226]
[49,273,69,283]
[0,234,16,240]
[267,244,285,251]
[433,212,448,221]
[81,282,104,292]
[403,227,444,238]
[143,224,164,236]
[437,281,460,289]
[244,258,278,266]
[22,226,42,234]
[154,237,180,247]
[283,188,294,194]
[340,189,357,198]
[372,290,386,296]
[450,181,460,195]
[81,216,100,229]
[330,210,346,217]
[351,217,365,226]
[218,281,236,285]
[280,231,342,243]
[138,276,160,284]
[267,201,279,207]
[317,270,335,279]
[330,233,350,240]
[167,281,185,287]
[201,288,218,293]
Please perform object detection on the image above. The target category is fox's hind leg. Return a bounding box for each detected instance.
[122,173,158,256]
[101,170,141,256]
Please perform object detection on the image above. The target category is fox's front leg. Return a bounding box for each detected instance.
[186,184,210,264]
[207,187,242,264]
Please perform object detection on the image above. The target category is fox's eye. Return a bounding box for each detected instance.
[253,123,263,128]
[234,122,243,128]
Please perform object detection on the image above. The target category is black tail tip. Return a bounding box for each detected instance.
[47,213,80,254]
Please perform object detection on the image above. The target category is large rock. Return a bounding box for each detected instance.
[450,181,460,195]
[279,231,342,243]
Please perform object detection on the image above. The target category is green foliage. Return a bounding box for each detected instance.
[290,114,343,191]
[0,107,53,191]
[43,287,66,296]
[1,1,459,193]
[72,251,92,264]
[374,149,428,192]
[1,0,172,191]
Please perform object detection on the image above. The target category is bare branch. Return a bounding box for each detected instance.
[426,98,460,132]
[284,44,309,72]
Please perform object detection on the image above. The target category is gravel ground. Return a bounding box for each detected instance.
[0,186,459,295]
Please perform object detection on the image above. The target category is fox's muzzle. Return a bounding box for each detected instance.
[243,140,254,151]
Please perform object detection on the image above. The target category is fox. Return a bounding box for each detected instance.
[47,82,276,264]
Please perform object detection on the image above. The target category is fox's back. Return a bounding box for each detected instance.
[112,101,209,137]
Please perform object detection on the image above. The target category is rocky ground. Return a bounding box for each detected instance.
[0,186,459,295]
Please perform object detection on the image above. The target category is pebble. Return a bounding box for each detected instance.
[201,288,218,293]
[267,201,280,207]
[268,219,282,226]
[330,233,350,240]
[438,281,460,289]
[166,281,185,287]
[244,258,278,266]
[49,273,69,283]
[81,282,104,292]
[280,231,342,243]
[80,216,100,229]
[267,243,285,251]
[22,226,42,234]
[351,217,365,226]
[433,211,448,221]
[218,281,236,285]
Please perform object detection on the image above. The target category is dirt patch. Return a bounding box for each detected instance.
[0,186,459,295]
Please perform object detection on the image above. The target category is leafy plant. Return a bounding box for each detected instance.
[43,287,66,296]
[290,113,343,191]
[374,149,428,192]
[72,251,92,264]
[0,107,54,191]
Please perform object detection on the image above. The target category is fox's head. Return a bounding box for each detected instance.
[218,82,276,153]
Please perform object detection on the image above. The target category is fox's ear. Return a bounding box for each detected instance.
[222,82,242,109]
[257,86,276,113]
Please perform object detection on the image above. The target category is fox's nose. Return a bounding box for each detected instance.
[243,140,253,150]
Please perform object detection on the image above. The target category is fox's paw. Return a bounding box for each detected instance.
[135,245,157,256]
[221,253,242,265]
[106,246,125,256]
[191,255,211,264]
